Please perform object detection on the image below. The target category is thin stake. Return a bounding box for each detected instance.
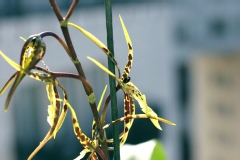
[104,0,121,160]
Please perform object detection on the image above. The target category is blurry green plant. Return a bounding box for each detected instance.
[0,0,175,160]
[120,139,167,160]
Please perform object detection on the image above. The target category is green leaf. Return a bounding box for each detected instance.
[150,140,167,160]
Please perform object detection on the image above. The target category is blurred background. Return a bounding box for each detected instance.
[0,0,240,160]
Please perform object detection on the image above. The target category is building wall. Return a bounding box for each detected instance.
[191,55,240,160]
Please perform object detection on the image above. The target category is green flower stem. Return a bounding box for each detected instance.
[104,0,121,160]
[49,0,109,159]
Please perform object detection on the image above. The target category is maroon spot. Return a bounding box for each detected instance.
[125,100,130,107]
[125,119,129,123]
[73,118,77,124]
[64,104,67,112]
[80,135,85,142]
[128,43,132,50]
[125,68,129,73]
[125,99,130,111]
[75,127,80,136]
[102,47,109,53]
[125,127,129,132]
[125,94,130,99]
[127,61,131,67]
[125,106,130,112]
[128,54,133,60]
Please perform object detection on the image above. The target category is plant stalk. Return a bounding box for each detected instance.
[104,0,121,160]
[49,0,110,159]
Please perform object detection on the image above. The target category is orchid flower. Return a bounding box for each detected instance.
[87,56,176,127]
[0,50,70,159]
[0,34,46,111]
[0,31,73,112]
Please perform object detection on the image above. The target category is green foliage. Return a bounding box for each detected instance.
[151,140,167,160]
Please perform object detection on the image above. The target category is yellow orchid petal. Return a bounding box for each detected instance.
[119,15,133,79]
[0,51,21,71]
[68,22,121,78]
[92,85,108,138]
[145,107,162,130]
[138,96,162,130]
[68,22,111,56]
[46,83,57,129]
[47,105,55,126]
[120,93,135,145]
[97,85,108,111]
[0,51,29,111]
[20,36,26,42]
[103,114,176,130]
[46,83,56,110]
[124,82,161,130]
[56,98,97,151]
[0,73,17,95]
[119,15,132,49]
[87,56,117,80]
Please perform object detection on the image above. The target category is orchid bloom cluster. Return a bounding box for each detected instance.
[0,1,175,160]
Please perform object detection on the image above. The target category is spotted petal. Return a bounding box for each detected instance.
[119,15,133,80]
